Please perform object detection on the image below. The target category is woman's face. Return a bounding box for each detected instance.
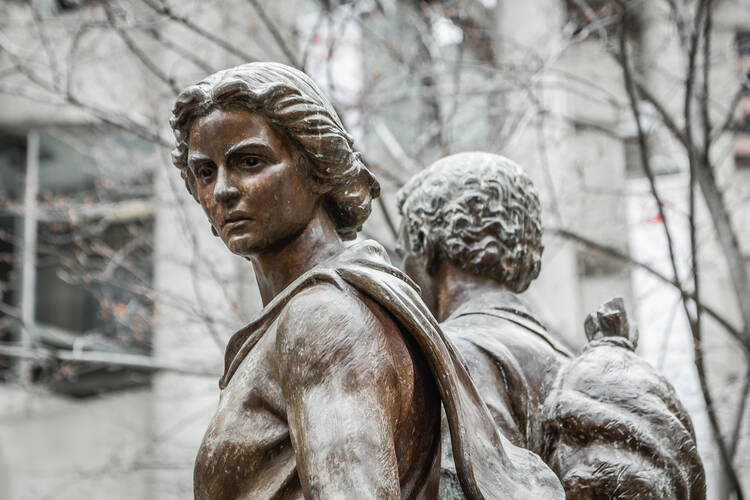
[187,108,319,257]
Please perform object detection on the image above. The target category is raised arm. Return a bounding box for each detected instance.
[276,283,402,500]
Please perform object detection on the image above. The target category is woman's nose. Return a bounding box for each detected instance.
[214,170,241,204]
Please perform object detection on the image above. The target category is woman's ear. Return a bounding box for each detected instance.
[294,150,327,196]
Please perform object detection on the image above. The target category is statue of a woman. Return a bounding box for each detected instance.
[170,63,563,499]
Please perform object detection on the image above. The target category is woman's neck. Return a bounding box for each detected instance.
[250,205,344,306]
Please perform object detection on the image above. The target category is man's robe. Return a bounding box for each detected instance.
[436,291,572,498]
[435,290,705,499]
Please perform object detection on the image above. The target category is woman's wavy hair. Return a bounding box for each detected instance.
[397,152,543,293]
[170,62,379,240]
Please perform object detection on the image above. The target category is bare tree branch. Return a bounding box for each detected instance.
[138,0,258,63]
[549,227,747,350]
[619,10,689,312]
[142,26,213,74]
[711,74,749,140]
[247,0,300,67]
[103,2,179,94]
[732,364,750,459]
[28,1,61,88]
[700,1,712,153]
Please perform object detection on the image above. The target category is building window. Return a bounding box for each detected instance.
[577,247,627,277]
[0,127,157,395]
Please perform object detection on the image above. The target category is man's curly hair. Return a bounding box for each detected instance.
[397,152,543,293]
[170,62,379,241]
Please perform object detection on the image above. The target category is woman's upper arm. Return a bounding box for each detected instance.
[275,284,401,500]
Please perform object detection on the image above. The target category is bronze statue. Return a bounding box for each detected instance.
[170,64,563,499]
[397,152,706,499]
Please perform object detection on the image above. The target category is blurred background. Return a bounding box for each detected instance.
[0,0,748,498]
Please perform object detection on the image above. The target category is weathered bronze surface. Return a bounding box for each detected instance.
[542,297,706,499]
[397,152,706,499]
[170,64,563,499]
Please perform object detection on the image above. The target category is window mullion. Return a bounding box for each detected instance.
[19,129,40,385]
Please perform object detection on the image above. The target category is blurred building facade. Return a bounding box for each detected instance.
[0,0,748,499]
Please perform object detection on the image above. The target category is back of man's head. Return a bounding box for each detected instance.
[397,152,543,293]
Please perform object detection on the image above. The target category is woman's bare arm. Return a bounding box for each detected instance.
[276,283,402,499]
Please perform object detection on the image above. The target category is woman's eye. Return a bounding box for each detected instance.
[240,156,261,168]
[197,166,214,179]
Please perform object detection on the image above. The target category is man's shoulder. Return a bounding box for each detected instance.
[445,309,541,346]
[446,291,573,359]
[443,306,571,374]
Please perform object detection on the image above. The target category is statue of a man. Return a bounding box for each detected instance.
[170,64,563,499]
[397,152,705,499]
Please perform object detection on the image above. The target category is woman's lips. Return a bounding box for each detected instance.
[222,218,254,234]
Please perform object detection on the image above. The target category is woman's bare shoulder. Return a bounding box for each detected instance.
[275,282,399,378]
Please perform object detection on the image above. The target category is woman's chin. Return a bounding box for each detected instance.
[225,234,259,256]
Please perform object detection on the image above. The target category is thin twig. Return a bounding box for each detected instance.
[300,7,325,71]
[549,227,747,350]
[700,2,712,152]
[731,364,750,458]
[620,11,688,309]
[247,0,300,67]
[711,75,749,140]
[103,2,179,94]
[139,0,257,62]
[143,27,213,74]
[28,1,61,89]
[0,31,170,148]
